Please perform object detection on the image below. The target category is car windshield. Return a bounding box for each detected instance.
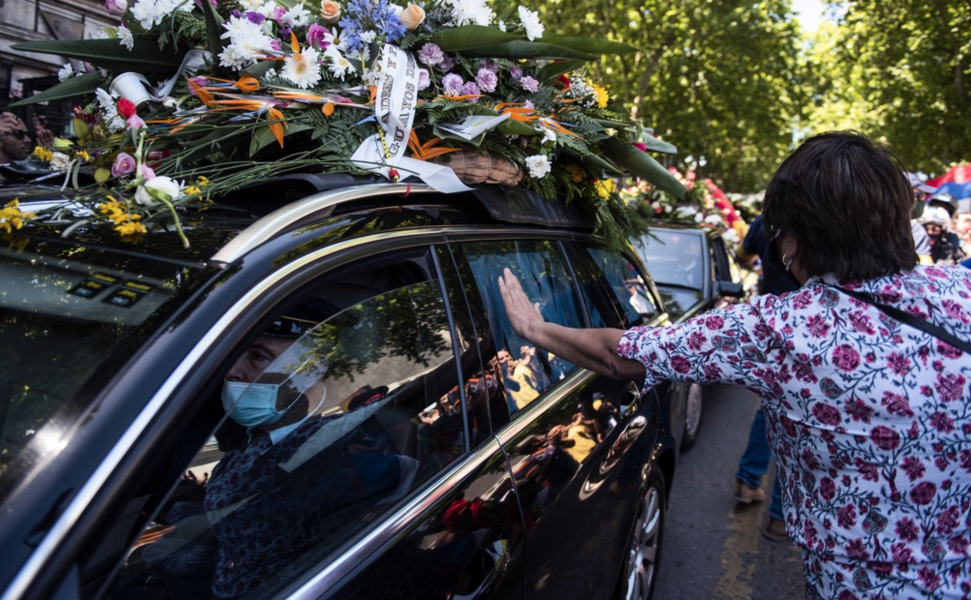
[0,235,209,501]
[638,230,705,290]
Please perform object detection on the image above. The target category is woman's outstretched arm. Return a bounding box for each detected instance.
[498,268,646,381]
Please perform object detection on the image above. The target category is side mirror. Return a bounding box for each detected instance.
[716,281,745,298]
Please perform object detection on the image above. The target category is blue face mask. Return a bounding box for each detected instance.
[221,380,303,428]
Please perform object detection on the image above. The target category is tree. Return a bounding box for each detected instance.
[494,0,807,192]
[805,0,971,175]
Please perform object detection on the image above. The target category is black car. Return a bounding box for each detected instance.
[0,180,684,600]
[633,224,747,450]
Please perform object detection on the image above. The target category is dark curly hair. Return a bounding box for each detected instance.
[761,131,917,283]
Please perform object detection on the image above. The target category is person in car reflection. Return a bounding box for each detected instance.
[205,314,416,599]
[499,132,971,599]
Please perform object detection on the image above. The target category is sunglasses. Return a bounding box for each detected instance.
[7,130,29,140]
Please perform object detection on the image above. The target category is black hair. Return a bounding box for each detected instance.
[761,131,917,283]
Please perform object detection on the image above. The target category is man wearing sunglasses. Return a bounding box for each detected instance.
[0,111,32,165]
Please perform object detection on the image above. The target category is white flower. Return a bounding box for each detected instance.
[162,96,182,109]
[239,0,262,9]
[541,128,556,145]
[50,152,71,172]
[497,19,506,32]
[694,212,704,223]
[723,229,740,245]
[674,206,697,218]
[57,63,74,82]
[264,67,278,79]
[325,46,356,80]
[282,3,311,27]
[664,205,672,213]
[359,30,377,44]
[446,0,493,26]
[525,155,551,179]
[281,46,322,89]
[89,28,110,39]
[135,176,182,206]
[517,6,543,40]
[704,214,722,225]
[118,25,134,51]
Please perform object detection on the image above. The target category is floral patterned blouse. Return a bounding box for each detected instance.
[618,266,971,599]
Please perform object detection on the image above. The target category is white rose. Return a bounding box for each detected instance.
[135,176,181,206]
[525,155,551,179]
[50,152,71,172]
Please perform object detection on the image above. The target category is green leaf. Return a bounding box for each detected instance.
[537,60,585,83]
[199,0,225,59]
[637,135,678,155]
[459,40,597,61]
[7,71,102,107]
[433,125,486,147]
[541,34,636,55]
[11,39,183,73]
[590,117,635,131]
[240,61,278,78]
[601,138,685,198]
[496,120,540,136]
[562,147,623,178]
[429,26,525,52]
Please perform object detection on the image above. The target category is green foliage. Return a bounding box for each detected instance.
[804,1,970,175]
[493,0,807,193]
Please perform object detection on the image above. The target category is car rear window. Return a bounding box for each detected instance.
[0,237,210,498]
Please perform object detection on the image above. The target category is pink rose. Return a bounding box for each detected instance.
[306,24,330,49]
[111,152,136,177]
[105,0,127,17]
[138,164,156,181]
[126,114,145,131]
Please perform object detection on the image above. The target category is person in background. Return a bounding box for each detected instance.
[0,112,32,164]
[733,214,800,541]
[905,172,935,264]
[499,131,971,599]
[954,213,971,256]
[920,206,967,265]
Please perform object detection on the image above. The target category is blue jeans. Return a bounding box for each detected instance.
[735,406,784,521]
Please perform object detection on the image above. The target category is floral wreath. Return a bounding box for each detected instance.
[7,0,686,249]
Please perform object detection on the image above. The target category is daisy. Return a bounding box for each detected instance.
[282,45,322,89]
[117,25,134,51]
[57,63,74,82]
[518,6,543,41]
[325,46,355,80]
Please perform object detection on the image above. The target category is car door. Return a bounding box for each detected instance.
[11,240,525,600]
[448,237,662,600]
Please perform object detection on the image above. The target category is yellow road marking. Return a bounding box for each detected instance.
[713,500,764,599]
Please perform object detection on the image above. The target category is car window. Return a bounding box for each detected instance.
[583,246,659,327]
[100,252,463,600]
[0,238,209,503]
[711,237,740,283]
[460,240,583,414]
[637,230,705,290]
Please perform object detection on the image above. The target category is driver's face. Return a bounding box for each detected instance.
[225,335,294,384]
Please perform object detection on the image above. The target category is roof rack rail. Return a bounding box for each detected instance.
[210,183,435,264]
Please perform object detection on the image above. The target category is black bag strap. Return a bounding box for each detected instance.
[831,285,971,354]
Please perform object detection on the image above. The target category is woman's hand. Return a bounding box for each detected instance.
[498,268,543,339]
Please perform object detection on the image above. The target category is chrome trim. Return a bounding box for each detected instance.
[492,369,596,447]
[211,183,435,264]
[1,227,451,600]
[290,438,505,599]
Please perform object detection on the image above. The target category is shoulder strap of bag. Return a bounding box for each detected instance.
[831,285,971,354]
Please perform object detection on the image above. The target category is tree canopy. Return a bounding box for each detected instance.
[805,0,970,176]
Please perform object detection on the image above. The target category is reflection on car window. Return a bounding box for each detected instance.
[461,240,583,414]
[638,230,705,290]
[584,247,658,327]
[108,260,462,600]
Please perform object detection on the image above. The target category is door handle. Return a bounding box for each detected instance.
[448,539,510,600]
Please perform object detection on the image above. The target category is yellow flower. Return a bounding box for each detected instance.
[0,199,36,234]
[197,176,210,187]
[592,83,609,109]
[116,221,147,236]
[32,146,53,162]
[185,185,201,196]
[77,150,91,163]
[594,178,615,200]
[567,163,584,183]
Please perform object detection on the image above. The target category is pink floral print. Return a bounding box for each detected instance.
[618,266,971,599]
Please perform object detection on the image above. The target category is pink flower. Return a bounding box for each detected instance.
[910,481,937,505]
[269,38,283,52]
[520,76,539,93]
[138,164,156,181]
[111,152,136,177]
[306,24,330,49]
[901,456,925,481]
[633,142,647,152]
[812,403,842,426]
[832,344,861,371]
[187,76,209,95]
[126,114,145,131]
[105,0,127,17]
[869,425,901,451]
[670,356,691,374]
[895,517,919,542]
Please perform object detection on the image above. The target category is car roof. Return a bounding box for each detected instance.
[8,176,596,266]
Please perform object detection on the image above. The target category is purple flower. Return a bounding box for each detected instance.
[245,11,265,24]
[306,24,330,49]
[520,76,539,93]
[111,152,136,177]
[417,68,431,91]
[460,81,480,101]
[508,66,522,80]
[269,38,283,52]
[418,43,444,66]
[524,99,534,109]
[442,73,463,96]
[481,59,499,73]
[138,164,156,181]
[439,55,455,71]
[105,0,127,17]
[475,68,497,93]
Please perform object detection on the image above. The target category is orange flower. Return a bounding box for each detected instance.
[266,106,287,148]
[236,76,260,94]
[322,102,335,116]
[408,131,460,161]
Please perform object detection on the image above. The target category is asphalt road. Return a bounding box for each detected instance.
[653,385,805,600]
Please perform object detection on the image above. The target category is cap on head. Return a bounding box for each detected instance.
[920,206,951,228]
[928,193,959,218]
[905,172,935,195]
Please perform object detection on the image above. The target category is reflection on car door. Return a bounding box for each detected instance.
[454,238,659,600]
